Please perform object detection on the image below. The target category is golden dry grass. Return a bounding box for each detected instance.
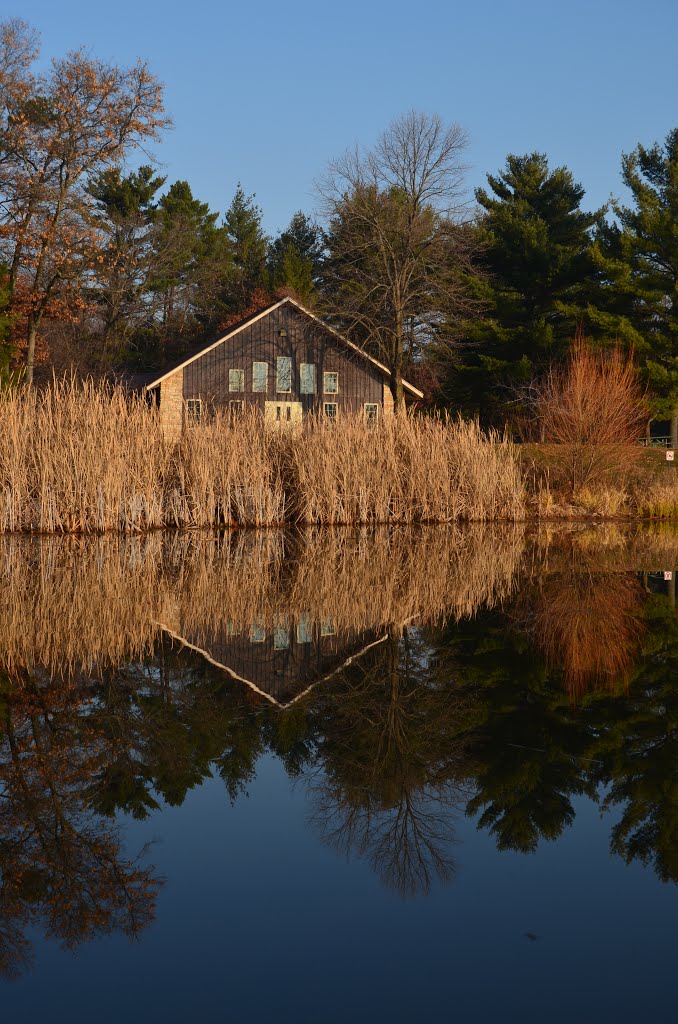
[0,380,525,533]
[0,379,167,533]
[286,415,525,525]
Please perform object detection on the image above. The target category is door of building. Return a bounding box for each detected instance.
[264,401,303,425]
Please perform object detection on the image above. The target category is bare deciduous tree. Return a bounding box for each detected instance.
[318,111,481,411]
[0,19,169,382]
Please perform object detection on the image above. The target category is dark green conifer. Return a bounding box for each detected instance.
[590,129,678,441]
[444,153,604,424]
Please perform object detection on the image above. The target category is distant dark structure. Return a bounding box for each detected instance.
[143,297,423,437]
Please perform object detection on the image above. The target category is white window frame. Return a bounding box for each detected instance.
[249,624,266,643]
[252,361,268,393]
[323,402,338,420]
[229,368,244,392]
[323,371,339,394]
[276,356,292,393]
[186,398,203,423]
[300,363,316,394]
[364,403,379,423]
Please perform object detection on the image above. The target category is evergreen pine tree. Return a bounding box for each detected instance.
[268,211,324,302]
[87,165,166,364]
[442,154,604,425]
[153,180,222,331]
[590,129,678,441]
[222,186,268,311]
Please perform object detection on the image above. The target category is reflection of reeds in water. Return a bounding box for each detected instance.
[3,523,674,688]
[523,572,645,697]
[0,535,163,676]
[175,525,525,640]
[0,526,525,678]
[527,521,678,573]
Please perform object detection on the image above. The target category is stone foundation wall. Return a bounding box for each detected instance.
[159,370,184,441]
[382,382,394,417]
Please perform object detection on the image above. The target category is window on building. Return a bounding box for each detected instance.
[296,614,312,644]
[323,371,338,394]
[320,619,335,637]
[323,402,338,420]
[249,624,266,643]
[274,618,290,650]
[186,398,202,423]
[229,368,244,392]
[300,363,316,394]
[365,403,379,424]
[276,356,292,393]
[252,362,268,392]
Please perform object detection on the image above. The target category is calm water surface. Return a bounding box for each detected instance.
[1,525,677,1022]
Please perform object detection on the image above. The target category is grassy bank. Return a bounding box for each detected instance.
[2,379,678,533]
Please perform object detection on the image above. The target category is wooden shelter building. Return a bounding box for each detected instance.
[143,297,423,437]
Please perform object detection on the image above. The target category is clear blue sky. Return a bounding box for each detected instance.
[17,0,678,234]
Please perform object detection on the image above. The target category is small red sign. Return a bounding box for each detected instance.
[667,450,675,461]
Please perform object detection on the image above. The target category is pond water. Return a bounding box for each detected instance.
[1,524,678,1022]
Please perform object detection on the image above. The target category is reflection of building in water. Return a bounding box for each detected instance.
[159,611,386,705]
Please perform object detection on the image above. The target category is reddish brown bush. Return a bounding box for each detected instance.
[533,336,647,494]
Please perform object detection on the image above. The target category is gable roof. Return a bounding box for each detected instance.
[143,296,424,399]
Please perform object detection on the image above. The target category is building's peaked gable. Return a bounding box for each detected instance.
[144,297,424,399]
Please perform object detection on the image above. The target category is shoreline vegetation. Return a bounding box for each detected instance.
[1,378,678,534]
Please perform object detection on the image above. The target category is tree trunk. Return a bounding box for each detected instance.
[25,320,37,386]
[390,346,405,414]
[672,407,678,450]
[390,370,405,413]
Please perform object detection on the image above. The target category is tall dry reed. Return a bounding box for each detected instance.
[286,414,525,525]
[0,378,167,533]
[164,408,287,527]
[0,380,526,532]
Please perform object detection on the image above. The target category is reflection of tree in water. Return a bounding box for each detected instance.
[426,607,598,853]
[0,673,163,979]
[518,569,645,697]
[306,628,472,897]
[2,553,678,977]
[587,595,678,882]
[426,575,678,884]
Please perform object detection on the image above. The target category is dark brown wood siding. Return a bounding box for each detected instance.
[182,305,384,414]
[168,622,381,702]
